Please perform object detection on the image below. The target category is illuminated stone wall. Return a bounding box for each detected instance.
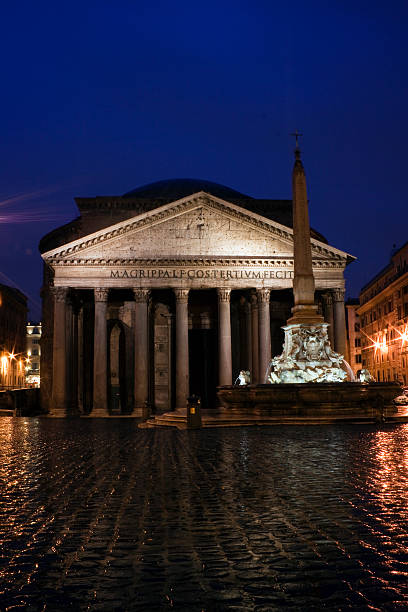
[358,241,408,384]
[0,283,27,389]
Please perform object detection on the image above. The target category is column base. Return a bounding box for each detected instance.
[90,407,109,417]
[133,403,151,418]
[175,407,187,415]
[49,400,67,417]
[47,410,67,418]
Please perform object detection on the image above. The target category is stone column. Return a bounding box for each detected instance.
[333,288,347,357]
[51,287,69,416]
[93,288,109,416]
[133,288,150,417]
[77,302,84,413]
[218,288,232,386]
[245,299,252,374]
[174,288,190,411]
[250,291,259,384]
[65,293,74,413]
[321,292,335,347]
[258,288,271,383]
[68,296,79,415]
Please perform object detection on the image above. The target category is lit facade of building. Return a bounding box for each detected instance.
[0,283,28,389]
[39,178,354,416]
[345,300,362,378]
[358,242,408,384]
[26,322,42,387]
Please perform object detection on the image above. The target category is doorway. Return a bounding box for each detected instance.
[189,328,217,408]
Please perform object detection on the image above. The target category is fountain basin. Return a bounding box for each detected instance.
[217,382,401,421]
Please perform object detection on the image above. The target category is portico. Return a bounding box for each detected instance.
[40,183,354,416]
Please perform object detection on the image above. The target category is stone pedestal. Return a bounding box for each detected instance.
[218,288,232,386]
[267,322,347,383]
[134,289,150,417]
[92,288,109,416]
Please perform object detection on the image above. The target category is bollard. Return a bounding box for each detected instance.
[187,395,202,429]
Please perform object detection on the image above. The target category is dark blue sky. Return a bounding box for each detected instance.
[1,1,407,320]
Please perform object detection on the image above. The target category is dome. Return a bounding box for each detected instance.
[123,178,252,202]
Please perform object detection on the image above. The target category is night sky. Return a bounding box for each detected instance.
[1,1,407,320]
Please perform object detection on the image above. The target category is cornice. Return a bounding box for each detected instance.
[47,257,345,269]
[42,193,352,263]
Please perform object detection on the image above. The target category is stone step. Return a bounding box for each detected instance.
[138,409,408,429]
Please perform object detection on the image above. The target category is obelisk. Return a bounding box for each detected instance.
[265,135,347,384]
[287,134,323,325]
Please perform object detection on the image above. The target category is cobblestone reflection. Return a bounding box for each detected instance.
[0,419,407,610]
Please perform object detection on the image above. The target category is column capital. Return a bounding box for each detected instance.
[133,288,150,303]
[217,288,231,302]
[321,291,333,306]
[51,287,69,302]
[94,288,109,302]
[250,290,258,308]
[257,288,270,303]
[174,288,189,303]
[332,288,345,303]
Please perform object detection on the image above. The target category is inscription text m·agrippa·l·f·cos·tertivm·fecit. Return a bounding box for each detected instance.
[109,268,294,280]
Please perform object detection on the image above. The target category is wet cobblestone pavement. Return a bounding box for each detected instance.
[1,420,407,611]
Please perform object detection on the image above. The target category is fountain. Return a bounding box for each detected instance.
[218,138,402,423]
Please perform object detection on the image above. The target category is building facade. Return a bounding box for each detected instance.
[0,283,28,389]
[26,322,42,387]
[345,300,362,378]
[40,178,354,416]
[358,241,408,384]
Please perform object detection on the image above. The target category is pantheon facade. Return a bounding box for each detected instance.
[40,179,354,416]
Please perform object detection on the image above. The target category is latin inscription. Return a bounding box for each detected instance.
[110,268,294,280]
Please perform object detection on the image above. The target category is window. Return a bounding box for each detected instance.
[403,285,408,295]
[355,354,362,363]
[354,323,360,332]
[355,338,361,347]
[32,339,39,345]
[404,303,408,318]
[398,306,402,320]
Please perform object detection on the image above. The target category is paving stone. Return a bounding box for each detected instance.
[1,420,408,610]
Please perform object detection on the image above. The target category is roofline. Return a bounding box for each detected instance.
[41,190,355,262]
[360,240,408,294]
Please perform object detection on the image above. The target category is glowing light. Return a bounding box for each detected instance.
[8,352,15,360]
[1,356,9,375]
[392,324,408,348]
[27,350,31,357]
[361,329,386,355]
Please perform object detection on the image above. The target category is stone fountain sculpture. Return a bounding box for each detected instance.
[267,136,348,384]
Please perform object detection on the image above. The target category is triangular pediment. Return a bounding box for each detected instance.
[42,192,353,264]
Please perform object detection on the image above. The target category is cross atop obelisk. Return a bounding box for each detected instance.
[290,129,303,152]
[287,134,323,325]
